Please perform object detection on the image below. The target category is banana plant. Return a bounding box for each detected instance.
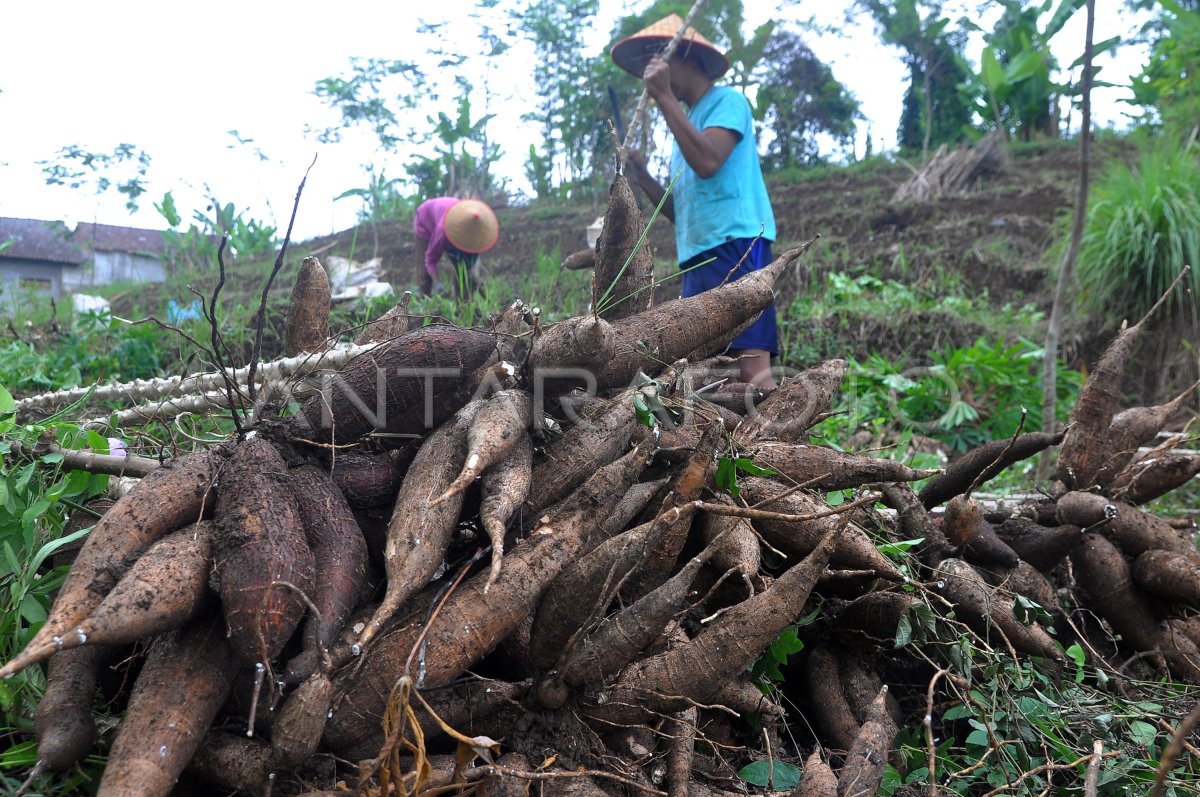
[969,0,1118,140]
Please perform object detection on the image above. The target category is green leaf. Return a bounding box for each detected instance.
[738,759,801,790]
[21,498,50,531]
[40,452,64,465]
[715,457,740,499]
[19,593,46,624]
[981,46,1005,92]
[733,457,776,477]
[0,740,39,768]
[894,612,914,648]
[877,537,925,558]
[1128,720,1159,749]
[0,384,14,433]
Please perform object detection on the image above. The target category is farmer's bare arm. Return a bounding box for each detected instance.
[643,58,736,178]
[625,149,675,224]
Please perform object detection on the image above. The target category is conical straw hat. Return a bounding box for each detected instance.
[444,199,499,254]
[610,13,729,80]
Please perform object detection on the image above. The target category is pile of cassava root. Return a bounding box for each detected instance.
[9,174,1200,797]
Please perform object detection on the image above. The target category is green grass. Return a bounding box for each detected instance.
[1074,140,1200,325]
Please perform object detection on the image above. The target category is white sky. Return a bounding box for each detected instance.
[0,1,1151,243]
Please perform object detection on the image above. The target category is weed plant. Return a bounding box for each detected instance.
[1073,141,1200,325]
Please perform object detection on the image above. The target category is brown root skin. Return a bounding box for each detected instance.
[34,644,106,774]
[1056,491,1196,557]
[1070,532,1163,654]
[697,511,761,593]
[288,325,501,445]
[1054,274,1183,489]
[285,465,369,657]
[802,643,862,753]
[212,437,315,664]
[559,504,708,691]
[358,399,482,652]
[480,431,534,592]
[993,516,1083,571]
[918,430,1064,509]
[284,255,331,357]
[325,443,653,754]
[271,671,332,770]
[188,732,273,797]
[530,503,695,674]
[1131,550,1200,607]
[328,449,406,509]
[838,653,904,729]
[734,359,848,444]
[624,422,724,599]
[943,495,1020,568]
[878,482,955,569]
[795,750,838,797]
[1095,380,1199,487]
[353,290,418,345]
[937,558,1062,661]
[594,172,654,321]
[528,314,617,385]
[835,591,918,647]
[1109,453,1200,506]
[435,388,533,508]
[2,450,216,681]
[581,510,850,725]
[981,560,1063,619]
[20,523,214,672]
[97,615,240,797]
[519,393,637,525]
[741,477,903,579]
[837,686,897,797]
[562,247,597,270]
[751,442,937,492]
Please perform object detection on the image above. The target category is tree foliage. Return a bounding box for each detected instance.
[1130,0,1200,138]
[858,0,974,153]
[38,144,152,213]
[755,30,861,168]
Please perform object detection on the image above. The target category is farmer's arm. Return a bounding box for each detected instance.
[624,149,675,224]
[643,58,736,178]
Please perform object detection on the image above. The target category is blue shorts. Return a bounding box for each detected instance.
[680,238,779,355]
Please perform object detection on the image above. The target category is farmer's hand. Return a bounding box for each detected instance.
[642,57,672,102]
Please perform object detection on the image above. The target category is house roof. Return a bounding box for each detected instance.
[0,217,86,265]
[73,222,166,256]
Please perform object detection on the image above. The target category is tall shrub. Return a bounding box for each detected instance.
[1075,143,1200,324]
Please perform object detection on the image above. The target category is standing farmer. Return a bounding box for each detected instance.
[612,14,779,389]
[413,197,500,297]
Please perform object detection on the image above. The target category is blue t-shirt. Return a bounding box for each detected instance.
[670,85,776,263]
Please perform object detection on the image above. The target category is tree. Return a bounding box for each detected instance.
[516,0,606,197]
[859,0,975,156]
[313,5,510,202]
[1038,0,1094,480]
[754,29,861,168]
[969,0,1106,142]
[38,143,152,213]
[1130,0,1200,139]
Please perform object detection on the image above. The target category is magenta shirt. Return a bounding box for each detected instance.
[414,197,461,277]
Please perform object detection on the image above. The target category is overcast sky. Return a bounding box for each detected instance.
[0,1,1150,243]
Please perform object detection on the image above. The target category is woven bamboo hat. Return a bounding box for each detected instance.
[610,13,729,80]
[444,199,499,254]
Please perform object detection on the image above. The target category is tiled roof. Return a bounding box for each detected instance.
[0,217,86,265]
[73,222,166,256]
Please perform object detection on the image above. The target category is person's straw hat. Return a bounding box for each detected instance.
[444,199,499,254]
[610,13,729,80]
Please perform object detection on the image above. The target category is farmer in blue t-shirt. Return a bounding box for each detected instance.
[612,14,779,389]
